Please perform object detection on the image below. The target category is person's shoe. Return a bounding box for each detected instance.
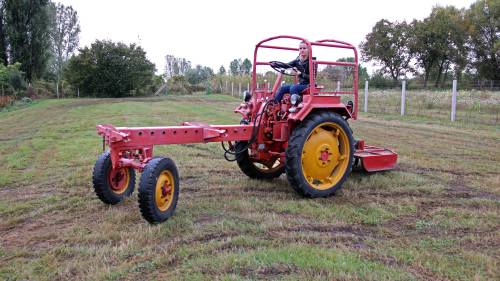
[289,103,304,113]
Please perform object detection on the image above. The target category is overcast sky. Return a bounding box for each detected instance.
[58,0,477,74]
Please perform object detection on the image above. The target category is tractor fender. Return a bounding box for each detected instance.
[289,102,352,122]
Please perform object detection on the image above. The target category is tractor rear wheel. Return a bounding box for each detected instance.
[92,152,136,204]
[286,111,354,197]
[138,157,179,224]
[235,141,285,179]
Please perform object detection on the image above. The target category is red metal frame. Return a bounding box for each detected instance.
[252,36,359,119]
[97,36,396,173]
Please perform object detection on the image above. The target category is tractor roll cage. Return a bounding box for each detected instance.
[252,35,359,119]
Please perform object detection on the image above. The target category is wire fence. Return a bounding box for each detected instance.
[209,77,500,125]
[360,87,499,125]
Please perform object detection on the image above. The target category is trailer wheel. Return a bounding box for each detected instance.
[235,141,284,179]
[138,157,179,224]
[286,111,354,197]
[92,152,136,204]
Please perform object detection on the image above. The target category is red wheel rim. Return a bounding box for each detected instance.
[108,168,130,194]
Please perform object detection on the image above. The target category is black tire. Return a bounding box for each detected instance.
[235,141,285,179]
[138,157,180,224]
[286,111,354,197]
[92,152,136,204]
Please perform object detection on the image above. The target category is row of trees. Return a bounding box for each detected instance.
[0,0,163,99]
[164,55,259,94]
[1,0,497,101]
[361,0,499,87]
[0,0,80,97]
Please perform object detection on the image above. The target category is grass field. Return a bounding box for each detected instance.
[0,93,499,280]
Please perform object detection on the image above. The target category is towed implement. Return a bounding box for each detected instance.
[92,36,397,224]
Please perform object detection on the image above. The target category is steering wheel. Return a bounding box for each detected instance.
[270,61,296,76]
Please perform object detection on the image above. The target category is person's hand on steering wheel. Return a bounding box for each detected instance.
[290,67,301,76]
[270,61,300,76]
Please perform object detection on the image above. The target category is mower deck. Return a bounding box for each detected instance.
[354,142,398,172]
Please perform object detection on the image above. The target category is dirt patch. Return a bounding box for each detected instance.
[194,214,223,225]
[229,264,298,280]
[180,176,202,188]
[192,230,240,243]
[395,163,493,177]
[361,251,450,281]
[358,190,433,199]
[0,216,72,252]
[445,179,500,201]
[266,224,374,249]
[274,224,369,237]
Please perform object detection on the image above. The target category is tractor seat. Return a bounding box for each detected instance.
[300,85,323,95]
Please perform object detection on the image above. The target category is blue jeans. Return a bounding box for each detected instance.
[274,84,309,103]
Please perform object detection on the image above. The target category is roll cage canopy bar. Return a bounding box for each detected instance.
[252,35,360,119]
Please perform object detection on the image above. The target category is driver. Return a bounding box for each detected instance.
[272,41,310,112]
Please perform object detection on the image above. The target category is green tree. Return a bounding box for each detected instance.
[430,6,467,87]
[360,19,413,82]
[185,65,214,85]
[0,2,8,65]
[241,58,252,74]
[466,0,500,80]
[218,65,226,75]
[4,0,51,81]
[229,58,240,75]
[48,2,80,98]
[65,40,156,97]
[409,6,468,87]
[0,62,25,94]
[410,19,438,87]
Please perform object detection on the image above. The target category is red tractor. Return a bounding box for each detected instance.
[92,36,397,224]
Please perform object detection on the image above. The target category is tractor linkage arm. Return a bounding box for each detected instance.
[97,122,253,170]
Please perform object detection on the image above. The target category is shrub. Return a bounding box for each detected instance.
[0,96,14,108]
[167,76,191,95]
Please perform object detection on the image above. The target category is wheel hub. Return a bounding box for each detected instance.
[302,127,340,179]
[111,171,123,188]
[108,168,129,193]
[156,171,175,211]
[316,144,336,168]
[161,182,172,197]
[300,122,350,190]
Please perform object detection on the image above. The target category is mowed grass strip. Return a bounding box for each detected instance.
[0,93,498,280]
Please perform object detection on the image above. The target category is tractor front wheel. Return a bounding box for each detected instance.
[235,141,285,180]
[138,157,179,224]
[92,152,136,204]
[286,111,354,197]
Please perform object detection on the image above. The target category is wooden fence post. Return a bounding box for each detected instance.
[364,80,368,112]
[401,80,406,116]
[451,79,457,121]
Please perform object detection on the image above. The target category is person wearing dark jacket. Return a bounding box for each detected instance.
[273,41,310,112]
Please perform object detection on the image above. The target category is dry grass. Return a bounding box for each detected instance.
[0,93,498,280]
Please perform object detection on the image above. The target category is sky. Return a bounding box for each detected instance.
[58,0,477,75]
